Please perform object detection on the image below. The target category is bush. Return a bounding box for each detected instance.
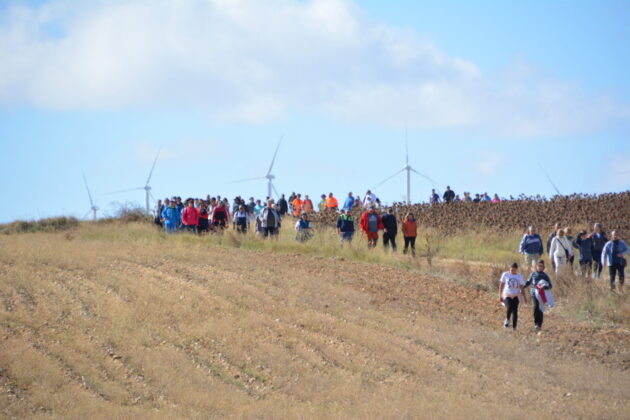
[0,216,79,234]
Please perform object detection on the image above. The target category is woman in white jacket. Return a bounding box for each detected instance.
[549,229,574,274]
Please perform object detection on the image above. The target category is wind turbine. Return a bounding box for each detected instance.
[373,132,436,204]
[82,171,99,221]
[109,148,161,213]
[231,135,283,199]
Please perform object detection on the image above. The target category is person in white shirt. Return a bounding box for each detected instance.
[499,262,526,331]
[548,228,574,274]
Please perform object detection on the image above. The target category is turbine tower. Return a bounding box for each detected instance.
[373,132,436,205]
[109,148,161,213]
[231,135,283,199]
[82,171,99,221]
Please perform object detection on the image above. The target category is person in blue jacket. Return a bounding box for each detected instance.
[343,192,355,212]
[519,226,543,272]
[601,230,628,290]
[161,199,181,234]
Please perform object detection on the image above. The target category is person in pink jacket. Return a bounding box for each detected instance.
[181,199,200,234]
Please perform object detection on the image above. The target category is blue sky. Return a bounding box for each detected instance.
[0,0,629,222]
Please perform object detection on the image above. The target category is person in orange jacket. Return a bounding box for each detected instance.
[303,195,314,213]
[359,206,384,248]
[402,212,418,256]
[325,192,338,212]
[292,194,304,217]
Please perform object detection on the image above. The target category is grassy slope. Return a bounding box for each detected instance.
[0,223,628,419]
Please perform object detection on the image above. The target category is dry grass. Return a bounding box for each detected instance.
[0,223,629,419]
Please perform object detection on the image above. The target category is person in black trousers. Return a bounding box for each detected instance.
[381,208,398,251]
[524,260,552,331]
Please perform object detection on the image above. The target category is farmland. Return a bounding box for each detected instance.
[311,191,630,233]
[1,222,629,419]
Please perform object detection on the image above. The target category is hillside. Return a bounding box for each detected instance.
[1,224,629,419]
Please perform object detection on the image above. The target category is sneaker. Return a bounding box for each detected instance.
[512,327,517,332]
[503,319,509,328]
[534,325,541,331]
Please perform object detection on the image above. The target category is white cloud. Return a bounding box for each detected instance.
[471,151,506,177]
[0,0,628,136]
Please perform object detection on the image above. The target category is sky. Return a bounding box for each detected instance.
[0,0,629,222]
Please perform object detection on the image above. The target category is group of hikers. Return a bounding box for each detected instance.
[500,222,627,333]
[153,190,420,252]
[430,186,502,204]
[153,191,627,335]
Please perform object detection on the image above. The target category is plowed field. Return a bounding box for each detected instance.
[1,227,628,419]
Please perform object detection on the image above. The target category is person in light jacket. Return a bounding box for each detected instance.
[259,200,281,238]
[548,228,573,274]
[601,230,628,290]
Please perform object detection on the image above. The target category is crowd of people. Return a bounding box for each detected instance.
[152,188,627,334]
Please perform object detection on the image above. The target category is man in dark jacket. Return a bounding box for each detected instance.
[277,194,288,216]
[524,260,552,331]
[381,208,398,251]
[336,209,355,244]
[591,223,608,279]
[443,186,455,203]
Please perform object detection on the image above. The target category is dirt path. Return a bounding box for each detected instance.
[0,233,628,419]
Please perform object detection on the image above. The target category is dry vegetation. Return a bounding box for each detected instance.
[311,191,630,233]
[1,222,629,419]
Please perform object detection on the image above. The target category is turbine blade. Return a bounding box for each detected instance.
[83,209,92,219]
[229,176,267,184]
[537,162,561,195]
[267,134,283,175]
[619,169,630,174]
[107,187,144,194]
[373,168,405,190]
[146,147,162,186]
[81,170,94,207]
[410,168,436,185]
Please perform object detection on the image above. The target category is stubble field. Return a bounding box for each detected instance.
[1,223,629,419]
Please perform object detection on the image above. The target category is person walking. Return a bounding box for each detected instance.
[277,194,288,217]
[359,206,384,248]
[197,201,210,234]
[591,223,608,279]
[548,228,573,274]
[295,212,313,242]
[430,189,440,204]
[303,195,314,214]
[402,212,418,256]
[336,209,355,244]
[211,201,229,231]
[363,190,376,208]
[524,260,552,331]
[291,194,303,217]
[575,230,594,277]
[181,199,200,234]
[546,223,561,271]
[153,199,164,227]
[381,208,398,251]
[234,204,249,233]
[519,226,543,272]
[260,200,281,238]
[499,263,526,331]
[601,230,628,291]
[343,192,355,212]
[565,227,577,267]
[325,193,339,212]
[443,186,455,203]
[161,199,181,234]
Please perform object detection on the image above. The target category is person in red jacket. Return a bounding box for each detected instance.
[360,206,384,248]
[211,201,229,231]
[181,199,200,234]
